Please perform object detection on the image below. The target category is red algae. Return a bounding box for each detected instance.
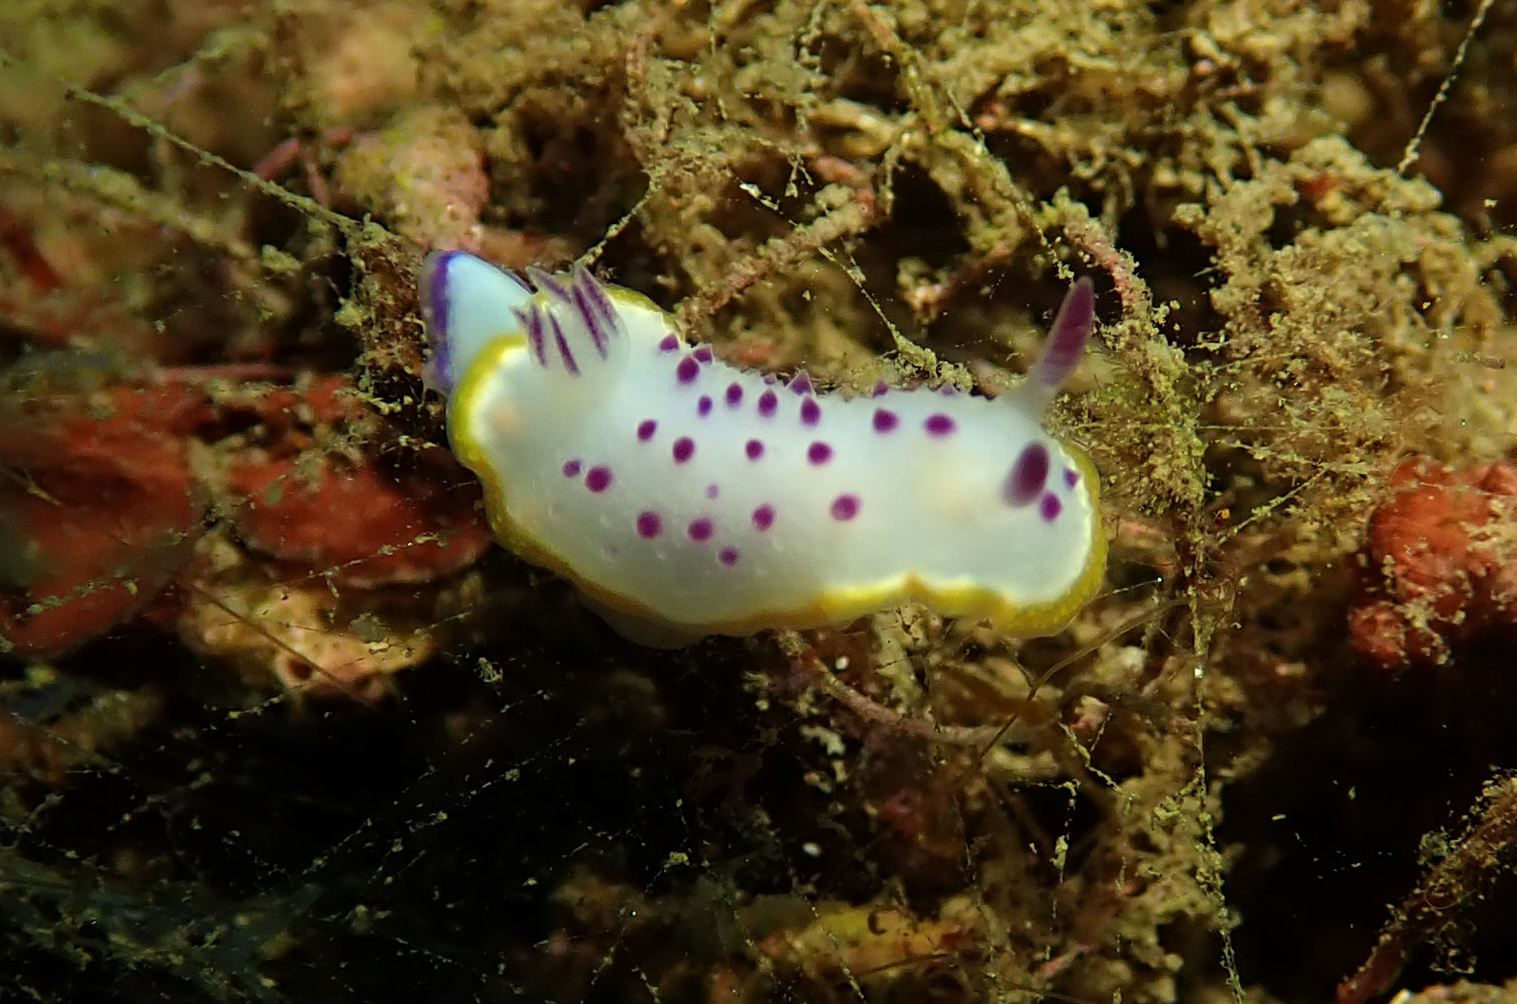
[0,384,205,656]
[226,450,489,588]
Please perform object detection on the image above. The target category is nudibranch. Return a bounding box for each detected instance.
[420,251,1105,645]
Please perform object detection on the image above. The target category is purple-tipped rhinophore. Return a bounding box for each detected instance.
[1029,277,1095,393]
[1005,276,1095,420]
[526,266,573,304]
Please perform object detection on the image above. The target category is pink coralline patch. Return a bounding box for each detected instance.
[1349,458,1517,670]
[0,385,206,656]
[220,374,488,588]
[231,373,359,442]
[334,107,492,252]
[0,369,490,665]
[226,450,490,588]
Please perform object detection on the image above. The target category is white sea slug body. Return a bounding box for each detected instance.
[421,251,1105,644]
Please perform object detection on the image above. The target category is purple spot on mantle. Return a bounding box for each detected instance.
[752,504,775,531]
[688,518,714,542]
[830,494,860,521]
[808,442,832,465]
[1064,467,1079,487]
[697,395,713,416]
[758,390,778,417]
[789,372,812,395]
[719,546,740,566]
[676,357,699,384]
[800,399,821,426]
[1004,443,1050,507]
[745,439,764,460]
[873,408,898,432]
[659,334,679,352]
[872,381,888,398]
[586,465,613,492]
[725,383,743,406]
[637,511,662,538]
[637,420,657,442]
[562,459,582,478]
[1040,493,1063,521]
[693,345,714,364]
[925,414,956,436]
[673,437,695,463]
[706,483,720,499]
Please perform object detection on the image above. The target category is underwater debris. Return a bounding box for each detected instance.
[0,666,164,783]
[746,898,991,1002]
[1337,774,1517,1004]
[0,850,310,1004]
[1348,457,1517,670]
[178,532,440,701]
